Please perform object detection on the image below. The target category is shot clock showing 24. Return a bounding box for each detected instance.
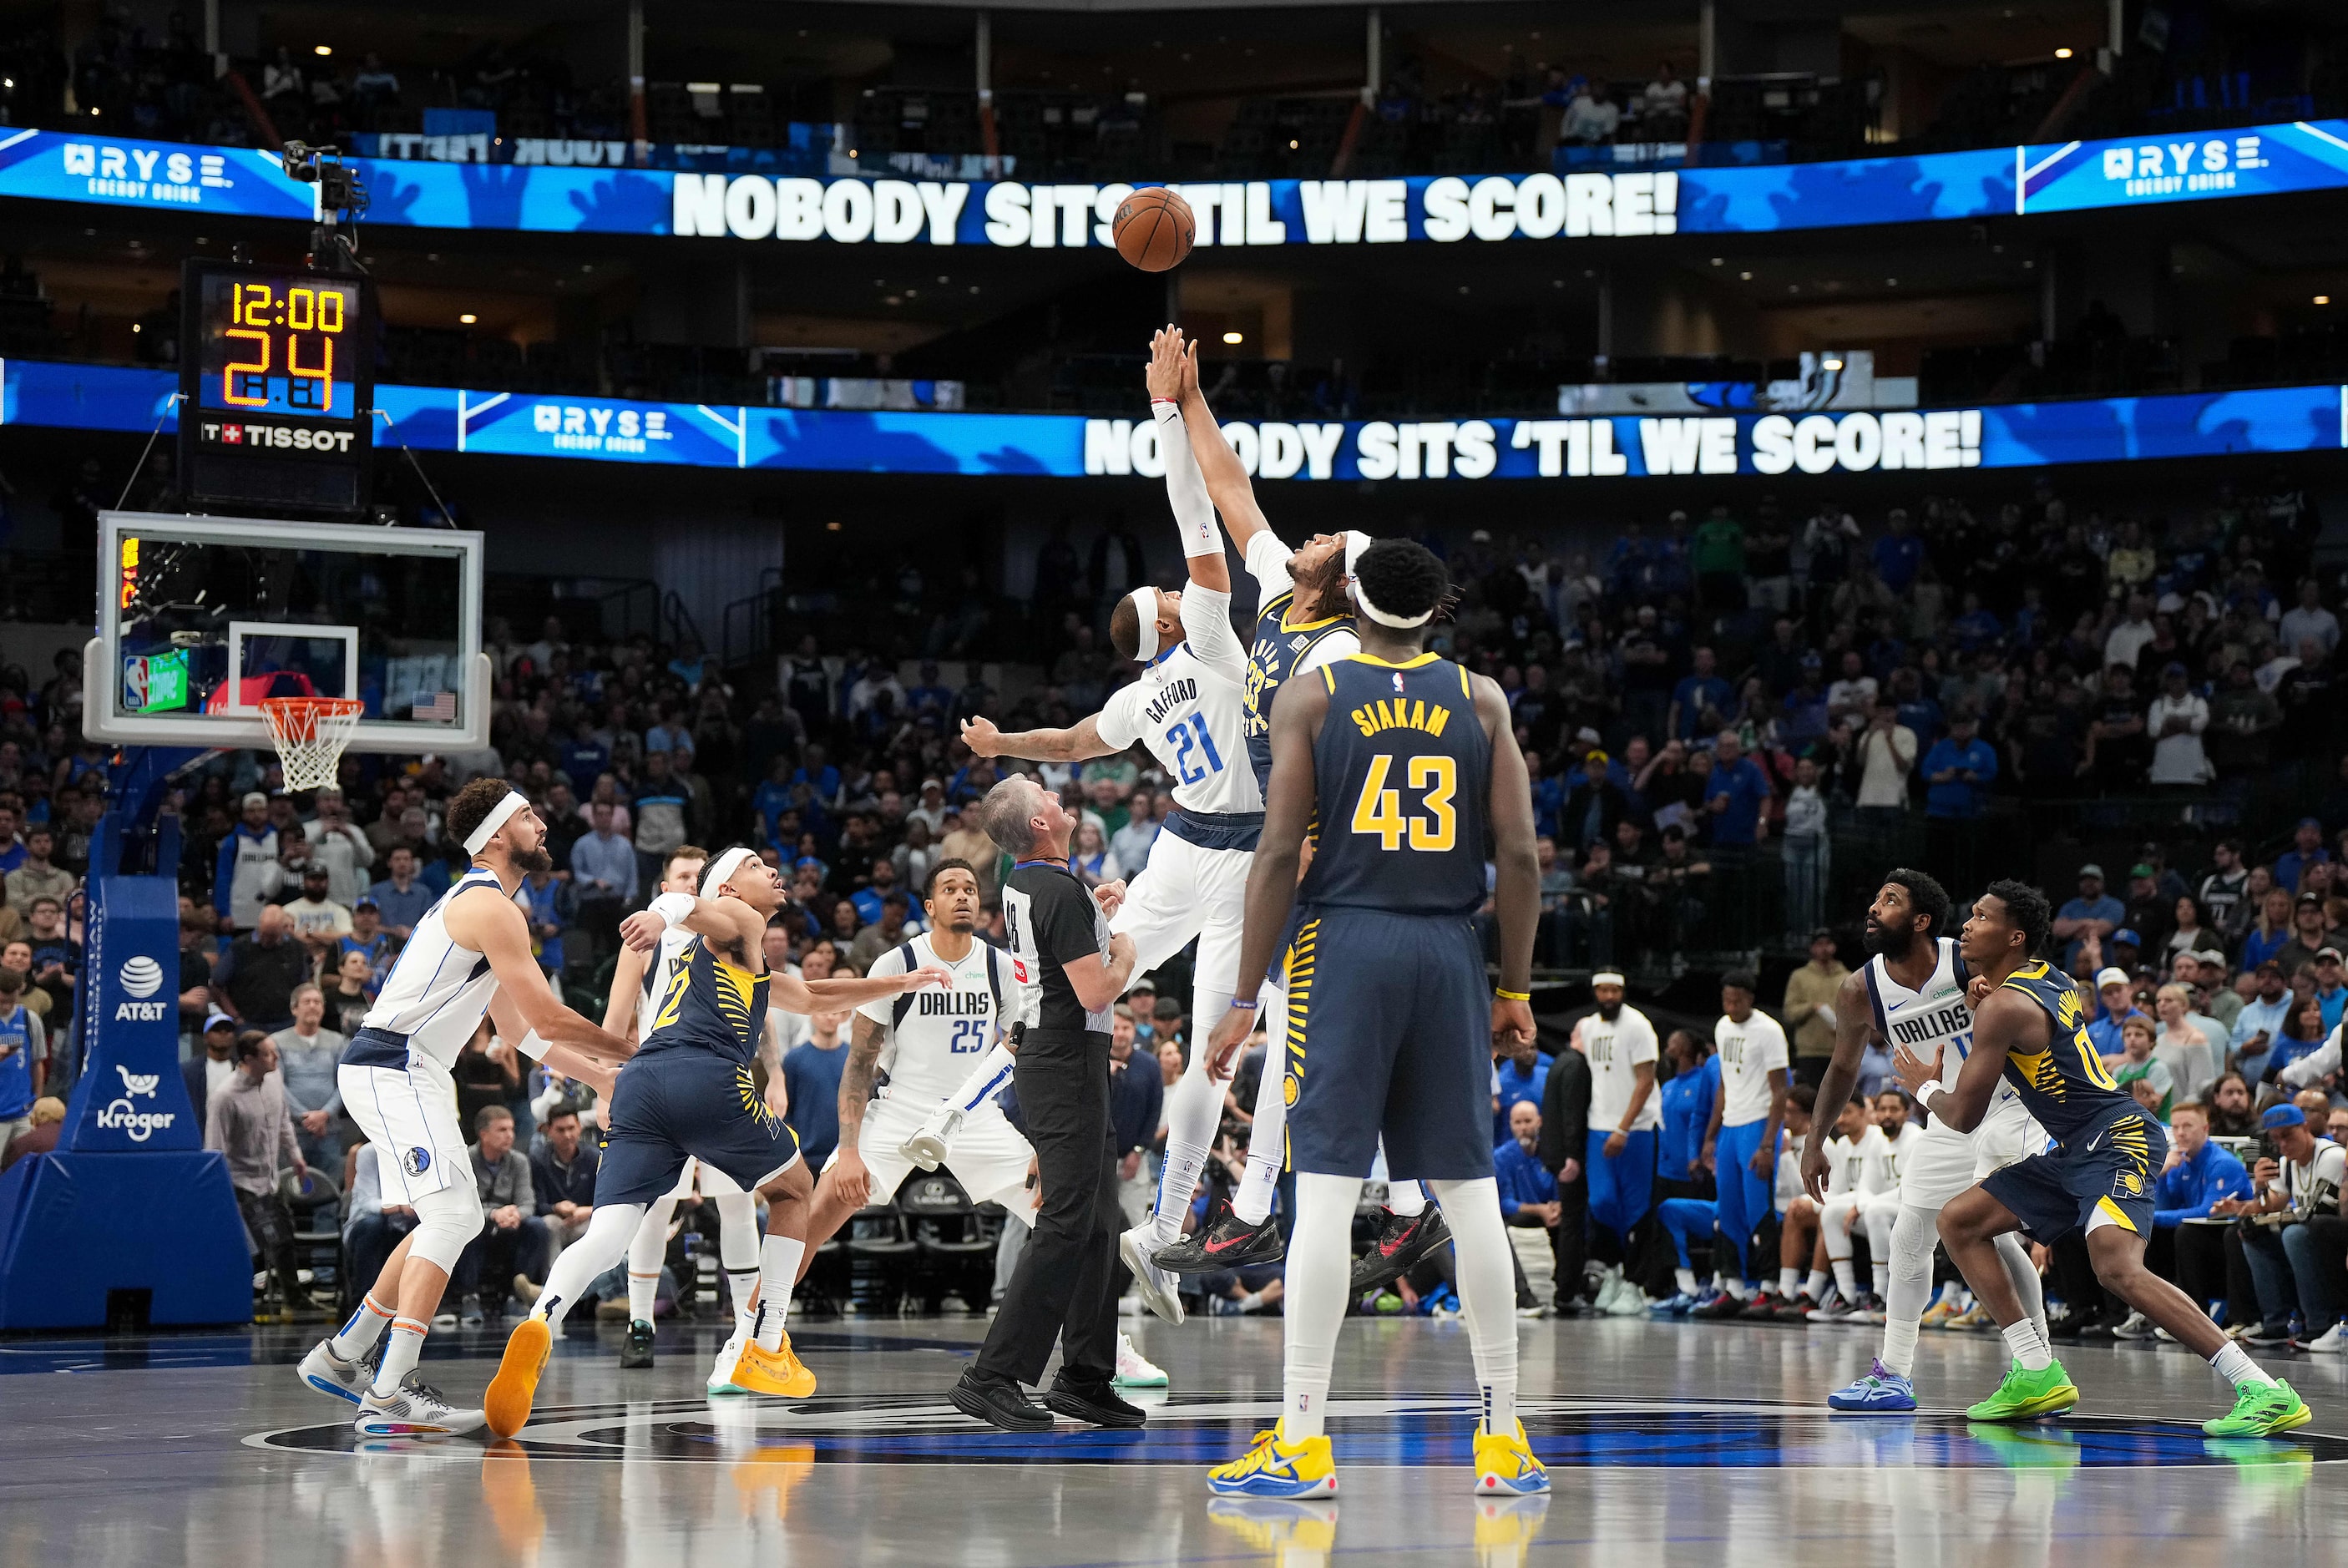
[176,257,377,514]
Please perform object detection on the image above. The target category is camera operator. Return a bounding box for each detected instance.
[2212,1104,2348,1351]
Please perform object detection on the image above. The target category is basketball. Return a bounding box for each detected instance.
[1112,186,1195,272]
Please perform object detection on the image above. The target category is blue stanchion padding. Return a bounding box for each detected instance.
[62,873,195,1152]
[0,1150,250,1328]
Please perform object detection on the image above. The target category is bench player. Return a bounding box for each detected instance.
[1145,332,1443,1286]
[482,847,948,1436]
[1897,880,2308,1436]
[602,843,781,1389]
[934,326,1260,1324]
[1807,870,2048,1411]
[296,780,637,1436]
[1201,539,1546,1500]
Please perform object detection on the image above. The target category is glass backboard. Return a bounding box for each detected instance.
[87,511,488,752]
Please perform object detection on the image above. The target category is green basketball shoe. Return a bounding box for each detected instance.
[1965,1359,2079,1422]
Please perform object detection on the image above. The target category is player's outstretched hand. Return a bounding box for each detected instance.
[1092,878,1128,918]
[1966,974,1995,1009]
[832,1147,872,1210]
[903,964,954,993]
[619,910,665,953]
[959,716,1003,756]
[1799,1135,1831,1201]
[1145,326,1187,401]
[1491,995,1535,1049]
[1891,1039,1942,1100]
[1204,1004,1253,1081]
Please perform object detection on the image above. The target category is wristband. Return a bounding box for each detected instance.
[650,891,696,927]
[514,1030,551,1062]
[1227,998,1259,1010]
[1918,1079,1947,1105]
[1495,988,1531,1002]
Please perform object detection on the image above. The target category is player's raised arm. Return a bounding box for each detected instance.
[1205,670,1325,1079]
[773,964,952,1015]
[1801,968,1879,1200]
[959,711,1116,764]
[488,989,619,1094]
[1472,670,1540,1045]
[1147,328,1230,597]
[445,886,635,1059]
[602,937,650,1043]
[1173,334,1274,557]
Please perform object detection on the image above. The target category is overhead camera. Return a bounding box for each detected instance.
[281,141,369,273]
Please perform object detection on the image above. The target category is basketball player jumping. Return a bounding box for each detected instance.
[603,842,785,1391]
[296,780,637,1436]
[934,326,1263,1325]
[1804,871,2048,1411]
[481,848,949,1437]
[1201,539,1546,1500]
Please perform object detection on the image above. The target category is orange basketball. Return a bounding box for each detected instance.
[1112,186,1195,272]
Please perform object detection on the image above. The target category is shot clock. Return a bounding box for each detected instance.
[178,258,376,513]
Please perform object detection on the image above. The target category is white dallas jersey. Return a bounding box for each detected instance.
[635,924,698,1040]
[1095,583,1263,817]
[1863,937,2017,1115]
[360,867,507,1073]
[1714,1009,1790,1127]
[1581,1004,1662,1131]
[856,933,1010,1105]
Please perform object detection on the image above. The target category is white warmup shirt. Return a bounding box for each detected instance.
[1713,1009,1790,1129]
[1582,1004,1662,1132]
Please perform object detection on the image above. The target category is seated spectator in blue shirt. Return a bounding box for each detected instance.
[1495,1101,1561,1227]
[2052,864,2125,971]
[1657,1030,1721,1186]
[2263,996,2332,1086]
[1920,714,1997,818]
[366,846,437,941]
[1668,648,1733,742]
[2086,968,2148,1058]
[1703,732,1771,848]
[2150,1102,2250,1227]
[1873,510,1923,592]
[1493,1037,1551,1146]
[2275,817,2330,893]
[752,756,798,846]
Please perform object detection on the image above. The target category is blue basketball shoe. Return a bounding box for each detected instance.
[1827,1358,1917,1413]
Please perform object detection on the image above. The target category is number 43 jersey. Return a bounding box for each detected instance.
[1298,653,1492,918]
[1096,583,1263,818]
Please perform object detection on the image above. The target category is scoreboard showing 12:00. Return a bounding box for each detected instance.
[178,257,377,513]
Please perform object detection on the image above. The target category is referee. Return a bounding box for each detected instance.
[950,775,1144,1431]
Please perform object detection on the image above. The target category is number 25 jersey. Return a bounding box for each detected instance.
[1297,653,1491,917]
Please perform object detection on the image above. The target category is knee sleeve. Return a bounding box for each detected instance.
[714,1192,761,1270]
[630,1193,679,1275]
[407,1181,485,1273]
[1428,1178,1516,1383]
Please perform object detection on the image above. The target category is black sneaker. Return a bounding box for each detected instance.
[2245,1319,2297,1348]
[1349,1206,1454,1296]
[2072,1313,2119,1343]
[1042,1372,1147,1429]
[620,1319,655,1369]
[1152,1203,1286,1274]
[949,1369,1054,1433]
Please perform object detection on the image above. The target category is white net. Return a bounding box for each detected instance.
[259,697,366,792]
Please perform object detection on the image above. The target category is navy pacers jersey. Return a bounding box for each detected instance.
[637,938,771,1070]
[1994,959,2137,1141]
[1245,594,1354,793]
[1296,653,1490,916]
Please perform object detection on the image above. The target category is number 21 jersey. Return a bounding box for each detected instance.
[1096,584,1263,818]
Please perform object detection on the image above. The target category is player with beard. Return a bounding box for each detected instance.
[1574,973,1660,1311]
[482,847,949,1436]
[297,780,637,1436]
[1804,871,2047,1412]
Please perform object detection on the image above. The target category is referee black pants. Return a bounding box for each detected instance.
[975,1027,1121,1388]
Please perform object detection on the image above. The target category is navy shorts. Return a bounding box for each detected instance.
[1283,905,1494,1182]
[596,1049,801,1207]
[1981,1105,2165,1243]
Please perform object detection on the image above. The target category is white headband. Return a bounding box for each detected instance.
[701,847,761,900]
[1128,584,1161,661]
[1353,578,1435,630]
[463,791,529,857]
[1343,530,1374,576]
[1591,971,1627,989]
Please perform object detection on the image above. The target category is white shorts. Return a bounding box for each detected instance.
[1111,828,1252,998]
[1898,1092,2043,1212]
[340,1061,467,1204]
[824,1095,1040,1220]
[660,1156,746,1202]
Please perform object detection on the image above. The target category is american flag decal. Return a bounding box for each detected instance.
[413,691,458,722]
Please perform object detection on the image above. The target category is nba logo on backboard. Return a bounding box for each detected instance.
[123,655,147,710]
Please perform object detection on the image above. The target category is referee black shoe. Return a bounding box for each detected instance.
[950,1369,1054,1433]
[1043,1372,1147,1429]
[1349,1206,1453,1296]
[1153,1202,1286,1274]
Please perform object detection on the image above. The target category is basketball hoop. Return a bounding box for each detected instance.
[259,696,366,792]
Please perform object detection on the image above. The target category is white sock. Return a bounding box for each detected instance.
[1280,1171,1360,1442]
[1728,1279,1754,1301]
[1992,1231,2049,1343]
[1778,1267,1799,1297]
[755,1233,805,1349]
[1237,1290,1264,1311]
[1429,1177,1518,1437]
[2001,1318,2054,1372]
[331,1292,395,1359]
[536,1201,647,1325]
[1831,1258,1859,1301]
[1233,1050,1288,1227]
[372,1317,428,1395]
[1154,1062,1223,1242]
[1870,1262,1890,1297]
[1675,1267,1699,1297]
[2211,1342,2276,1388]
[943,1042,1016,1115]
[726,1271,761,1339]
[1806,1269,1830,1301]
[1384,1143,1429,1218]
